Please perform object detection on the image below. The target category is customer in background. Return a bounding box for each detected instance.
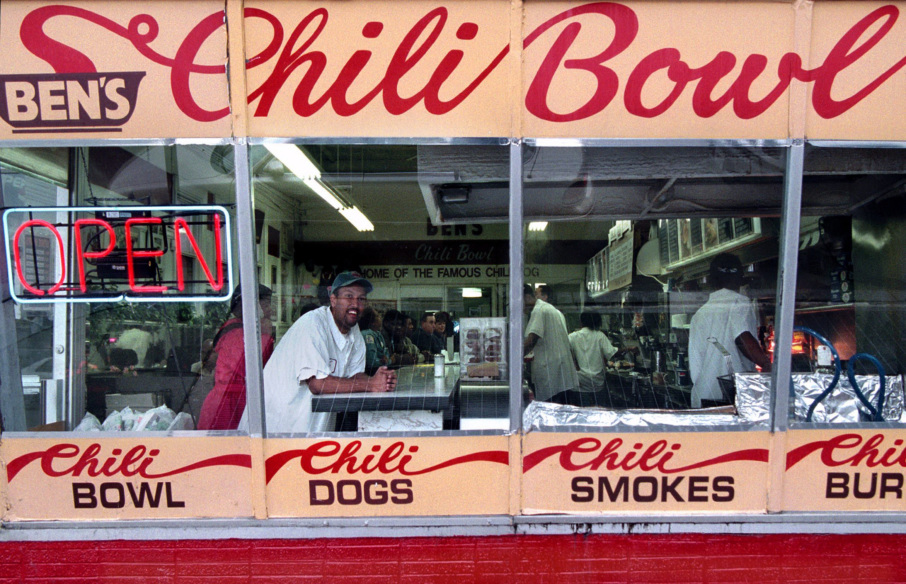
[411,312,443,359]
[383,309,421,367]
[524,284,579,403]
[435,311,454,354]
[198,284,275,430]
[359,307,390,375]
[689,253,771,408]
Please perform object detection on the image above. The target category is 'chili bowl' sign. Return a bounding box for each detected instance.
[2,437,254,520]
[2,206,233,304]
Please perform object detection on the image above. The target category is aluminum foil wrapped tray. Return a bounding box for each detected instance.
[523,372,905,430]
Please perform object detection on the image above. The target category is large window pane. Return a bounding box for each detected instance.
[522,145,785,429]
[792,147,906,424]
[249,143,511,435]
[0,145,239,432]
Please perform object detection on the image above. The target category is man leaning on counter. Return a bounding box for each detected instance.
[239,271,397,433]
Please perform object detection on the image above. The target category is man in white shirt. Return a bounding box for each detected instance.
[240,271,396,433]
[569,312,620,394]
[689,253,771,408]
[524,284,579,403]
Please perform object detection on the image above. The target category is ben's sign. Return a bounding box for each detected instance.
[0,72,145,133]
[2,206,233,303]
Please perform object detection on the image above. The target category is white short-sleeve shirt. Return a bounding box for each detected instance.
[526,299,580,401]
[688,288,759,407]
[569,327,618,392]
[239,306,365,433]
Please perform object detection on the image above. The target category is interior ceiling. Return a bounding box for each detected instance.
[4,145,903,231]
[247,144,906,234]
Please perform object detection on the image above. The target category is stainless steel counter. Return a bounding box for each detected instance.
[311,364,458,413]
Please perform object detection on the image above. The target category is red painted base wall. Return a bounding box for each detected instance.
[2,534,905,583]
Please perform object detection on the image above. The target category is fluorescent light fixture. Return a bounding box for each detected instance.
[528,221,548,231]
[339,206,374,232]
[266,144,376,232]
[265,144,321,180]
[462,287,482,298]
[303,178,344,210]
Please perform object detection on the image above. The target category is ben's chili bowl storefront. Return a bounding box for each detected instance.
[1,0,906,580]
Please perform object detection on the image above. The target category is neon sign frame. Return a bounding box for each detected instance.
[2,205,233,304]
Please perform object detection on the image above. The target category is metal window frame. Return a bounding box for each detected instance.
[3,137,906,539]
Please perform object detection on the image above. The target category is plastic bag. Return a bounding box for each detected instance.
[102,406,139,431]
[167,412,195,431]
[134,405,176,431]
[74,412,102,431]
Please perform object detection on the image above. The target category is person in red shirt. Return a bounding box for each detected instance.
[197,284,274,430]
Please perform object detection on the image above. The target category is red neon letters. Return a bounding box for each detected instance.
[11,212,224,298]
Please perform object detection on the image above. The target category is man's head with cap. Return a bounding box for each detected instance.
[709,253,745,291]
[329,271,373,334]
[230,284,273,317]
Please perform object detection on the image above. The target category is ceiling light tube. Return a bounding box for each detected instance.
[303,178,345,210]
[339,206,375,232]
[265,144,321,180]
[265,144,375,232]
[528,221,548,231]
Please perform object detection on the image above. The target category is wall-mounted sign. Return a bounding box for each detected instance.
[522,431,771,514]
[783,430,906,512]
[0,0,231,140]
[2,206,232,303]
[264,436,511,517]
[2,437,254,520]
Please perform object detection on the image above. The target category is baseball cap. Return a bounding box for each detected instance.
[330,271,373,294]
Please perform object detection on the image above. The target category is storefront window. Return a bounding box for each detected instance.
[791,146,906,425]
[521,144,786,430]
[0,145,239,432]
[248,143,511,435]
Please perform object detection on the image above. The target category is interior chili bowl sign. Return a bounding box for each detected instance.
[521,431,771,513]
[2,206,233,303]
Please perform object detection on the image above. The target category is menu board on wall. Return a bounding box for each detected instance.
[606,234,633,291]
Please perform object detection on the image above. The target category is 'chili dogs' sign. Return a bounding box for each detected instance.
[264,436,511,517]
[522,432,771,513]
[2,206,233,303]
[2,1,905,139]
[1,438,254,520]
[783,430,906,512]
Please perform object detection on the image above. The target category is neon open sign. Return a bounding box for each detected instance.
[2,206,233,303]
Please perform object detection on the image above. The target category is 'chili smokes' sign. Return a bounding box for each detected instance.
[522,432,771,513]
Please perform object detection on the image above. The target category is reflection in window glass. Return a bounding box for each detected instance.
[792,147,906,424]
[0,146,239,432]
[522,146,785,429]
[249,144,511,435]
